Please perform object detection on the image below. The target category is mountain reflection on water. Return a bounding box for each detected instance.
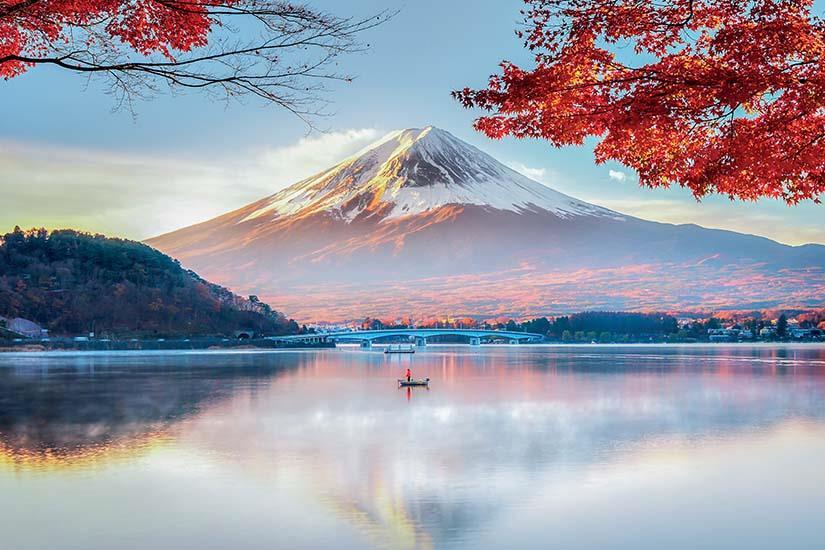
[1,346,824,550]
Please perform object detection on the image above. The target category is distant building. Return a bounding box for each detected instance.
[789,328,823,340]
[708,327,739,342]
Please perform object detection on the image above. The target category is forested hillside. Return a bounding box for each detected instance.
[0,227,298,337]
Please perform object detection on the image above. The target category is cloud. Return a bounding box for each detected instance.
[0,128,381,240]
[507,162,548,183]
[506,161,594,202]
[0,142,234,239]
[506,161,580,192]
[254,128,382,188]
[608,169,628,182]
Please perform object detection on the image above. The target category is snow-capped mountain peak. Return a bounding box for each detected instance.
[241,126,622,223]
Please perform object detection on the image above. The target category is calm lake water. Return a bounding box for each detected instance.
[1,345,824,549]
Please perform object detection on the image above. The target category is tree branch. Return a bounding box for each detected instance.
[0,1,396,120]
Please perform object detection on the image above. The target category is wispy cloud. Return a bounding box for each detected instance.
[508,162,548,182]
[0,128,381,239]
[608,169,629,182]
[506,161,576,194]
[256,128,382,187]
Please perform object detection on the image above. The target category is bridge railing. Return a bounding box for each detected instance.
[322,329,544,343]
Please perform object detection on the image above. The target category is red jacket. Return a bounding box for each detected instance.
[405,368,412,378]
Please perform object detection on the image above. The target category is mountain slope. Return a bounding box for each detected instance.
[148,127,825,321]
[0,228,297,336]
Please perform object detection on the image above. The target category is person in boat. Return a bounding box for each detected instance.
[405,367,412,382]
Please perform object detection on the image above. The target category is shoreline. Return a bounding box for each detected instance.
[2,340,823,354]
[0,338,335,353]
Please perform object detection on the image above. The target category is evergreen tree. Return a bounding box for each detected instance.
[777,314,788,338]
[0,228,298,337]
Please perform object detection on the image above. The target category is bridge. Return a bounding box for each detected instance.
[273,328,545,347]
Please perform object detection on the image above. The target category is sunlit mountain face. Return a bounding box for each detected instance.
[148,127,825,322]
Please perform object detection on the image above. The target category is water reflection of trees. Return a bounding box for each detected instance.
[0,353,308,464]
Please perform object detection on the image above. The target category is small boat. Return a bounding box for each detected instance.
[385,344,415,354]
[398,378,430,387]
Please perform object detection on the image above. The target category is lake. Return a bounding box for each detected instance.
[1,345,824,549]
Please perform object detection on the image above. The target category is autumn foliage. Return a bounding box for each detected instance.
[0,0,228,78]
[455,0,824,204]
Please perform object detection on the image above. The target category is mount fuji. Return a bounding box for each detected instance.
[148,127,825,321]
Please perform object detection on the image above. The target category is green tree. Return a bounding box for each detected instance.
[523,317,551,335]
[561,330,572,342]
[0,228,297,337]
[552,316,571,336]
[706,318,722,330]
[777,314,788,338]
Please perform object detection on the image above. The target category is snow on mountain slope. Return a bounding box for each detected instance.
[240,126,623,223]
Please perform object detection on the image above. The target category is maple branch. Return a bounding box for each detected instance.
[0,0,41,18]
[0,1,395,120]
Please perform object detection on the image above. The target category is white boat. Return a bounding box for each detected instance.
[384,344,415,354]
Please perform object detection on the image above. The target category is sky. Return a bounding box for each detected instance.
[1,0,823,245]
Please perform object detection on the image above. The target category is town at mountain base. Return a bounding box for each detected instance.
[148,126,825,323]
[0,227,299,338]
